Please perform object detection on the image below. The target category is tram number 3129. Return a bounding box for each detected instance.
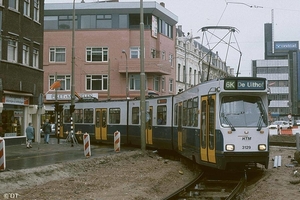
[242,146,251,149]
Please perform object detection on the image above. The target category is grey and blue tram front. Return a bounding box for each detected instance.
[217,95,269,170]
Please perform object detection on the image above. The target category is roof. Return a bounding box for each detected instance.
[45,1,178,25]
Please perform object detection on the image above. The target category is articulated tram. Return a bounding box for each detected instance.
[60,77,270,170]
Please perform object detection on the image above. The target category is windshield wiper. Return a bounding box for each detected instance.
[257,115,263,131]
[221,113,236,131]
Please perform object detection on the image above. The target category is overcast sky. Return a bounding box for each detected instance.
[45,0,300,76]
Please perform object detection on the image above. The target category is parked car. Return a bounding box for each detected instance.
[295,120,300,126]
[40,124,56,137]
[272,121,290,129]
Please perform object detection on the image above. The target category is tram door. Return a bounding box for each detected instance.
[200,95,216,163]
[95,108,107,140]
[178,103,183,151]
[146,106,153,144]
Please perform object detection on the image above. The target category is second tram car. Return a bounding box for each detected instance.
[60,77,269,170]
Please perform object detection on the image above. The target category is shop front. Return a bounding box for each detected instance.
[0,93,31,145]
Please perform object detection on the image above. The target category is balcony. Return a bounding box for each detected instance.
[118,58,172,75]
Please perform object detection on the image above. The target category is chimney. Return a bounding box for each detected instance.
[178,25,182,32]
[160,2,165,7]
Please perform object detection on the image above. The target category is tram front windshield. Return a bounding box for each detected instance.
[220,96,267,128]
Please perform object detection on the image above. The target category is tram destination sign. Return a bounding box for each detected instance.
[224,79,265,90]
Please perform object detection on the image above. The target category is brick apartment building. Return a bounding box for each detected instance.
[0,0,44,145]
[43,1,178,114]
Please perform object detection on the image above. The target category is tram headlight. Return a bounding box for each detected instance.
[226,144,235,151]
[258,144,267,151]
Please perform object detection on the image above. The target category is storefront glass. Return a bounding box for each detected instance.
[1,105,24,137]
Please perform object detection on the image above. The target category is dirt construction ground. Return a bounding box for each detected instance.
[0,135,300,200]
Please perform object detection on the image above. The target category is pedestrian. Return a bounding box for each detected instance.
[43,119,51,144]
[26,122,34,148]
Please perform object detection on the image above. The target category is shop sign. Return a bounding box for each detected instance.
[4,95,29,105]
[46,93,98,100]
[14,111,23,117]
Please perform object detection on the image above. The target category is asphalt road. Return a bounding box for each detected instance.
[3,138,120,171]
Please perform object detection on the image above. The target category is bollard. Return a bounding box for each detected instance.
[83,133,91,157]
[0,137,6,171]
[273,156,278,168]
[114,131,120,152]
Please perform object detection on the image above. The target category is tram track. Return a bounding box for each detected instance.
[163,169,246,200]
[269,141,296,147]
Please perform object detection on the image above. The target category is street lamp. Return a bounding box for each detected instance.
[122,50,129,99]
[184,36,200,90]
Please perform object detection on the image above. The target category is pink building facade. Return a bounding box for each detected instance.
[43,1,178,111]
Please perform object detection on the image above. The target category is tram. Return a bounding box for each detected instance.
[60,77,270,170]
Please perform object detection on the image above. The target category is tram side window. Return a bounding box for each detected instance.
[188,99,193,126]
[109,108,120,124]
[74,109,83,123]
[132,107,139,124]
[201,100,207,148]
[183,100,188,126]
[84,108,93,123]
[157,105,167,125]
[64,109,71,123]
[209,98,215,150]
[174,103,178,126]
[193,97,199,127]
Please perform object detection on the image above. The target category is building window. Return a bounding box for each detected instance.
[86,47,108,62]
[169,79,173,92]
[194,69,197,85]
[50,47,66,63]
[158,19,173,38]
[9,0,18,11]
[22,44,29,65]
[59,15,77,29]
[162,51,165,60]
[44,16,58,30]
[154,76,159,91]
[183,66,186,83]
[24,0,30,17]
[161,76,165,92]
[33,48,39,68]
[130,47,141,59]
[8,40,17,63]
[177,64,181,81]
[33,0,39,22]
[96,14,112,28]
[169,54,173,66]
[86,75,108,91]
[189,67,192,85]
[151,49,156,58]
[49,75,71,90]
[130,74,140,90]
[81,15,96,29]
[119,14,127,28]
